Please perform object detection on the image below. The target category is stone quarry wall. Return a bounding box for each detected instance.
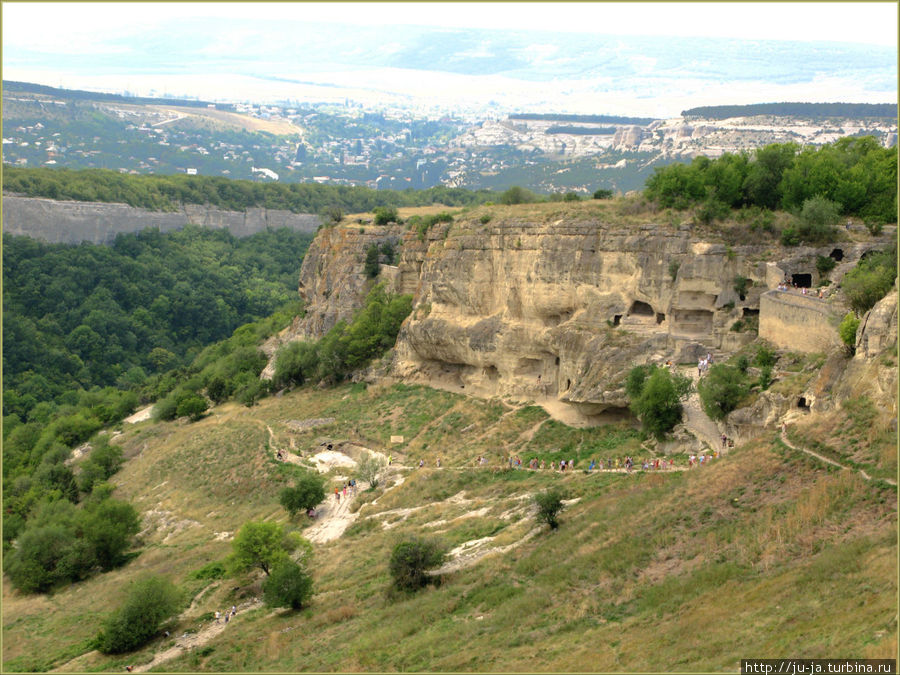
[2,195,322,244]
[758,290,841,353]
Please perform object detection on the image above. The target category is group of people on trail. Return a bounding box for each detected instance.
[497,454,685,473]
[214,606,237,624]
[333,478,357,503]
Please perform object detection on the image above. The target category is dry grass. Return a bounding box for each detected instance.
[3,383,896,673]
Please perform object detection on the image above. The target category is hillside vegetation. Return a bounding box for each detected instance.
[2,168,494,214]
[2,374,894,672]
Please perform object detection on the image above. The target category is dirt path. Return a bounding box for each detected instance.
[130,599,262,673]
[780,429,897,486]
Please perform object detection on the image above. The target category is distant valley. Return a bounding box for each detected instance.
[3,81,896,197]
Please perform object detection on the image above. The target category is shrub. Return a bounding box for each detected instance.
[273,340,317,389]
[534,489,565,529]
[479,214,492,224]
[96,575,180,654]
[796,195,841,243]
[323,205,343,224]
[175,393,208,421]
[499,186,536,205]
[228,521,294,577]
[389,537,445,592]
[698,364,748,421]
[754,344,778,368]
[563,192,581,202]
[593,188,614,199]
[364,245,380,278]
[373,206,398,225]
[841,249,897,315]
[189,561,226,580]
[733,276,751,300]
[356,453,387,489]
[815,255,837,277]
[839,313,860,353]
[626,365,690,440]
[262,560,313,610]
[668,260,680,281]
[757,365,774,391]
[279,472,325,518]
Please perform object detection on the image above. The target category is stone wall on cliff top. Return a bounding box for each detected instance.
[2,195,321,244]
[270,212,892,423]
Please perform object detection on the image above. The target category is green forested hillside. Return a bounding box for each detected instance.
[2,226,314,549]
[3,226,312,415]
[2,167,494,214]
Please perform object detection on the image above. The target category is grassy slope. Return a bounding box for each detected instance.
[2,382,896,672]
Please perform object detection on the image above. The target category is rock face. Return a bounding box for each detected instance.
[856,288,898,360]
[2,195,321,244]
[273,207,893,424]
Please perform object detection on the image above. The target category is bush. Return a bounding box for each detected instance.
[96,575,180,653]
[733,276,751,300]
[754,344,778,368]
[593,188,614,200]
[698,364,748,421]
[796,195,841,243]
[389,537,445,592]
[356,453,387,489]
[839,313,860,353]
[499,186,536,205]
[364,245,381,278]
[757,365,774,391]
[668,260,680,281]
[534,489,565,530]
[626,365,690,440]
[815,255,837,277]
[279,472,325,518]
[373,206,398,225]
[228,521,295,577]
[841,249,897,315]
[262,560,313,610]
[175,393,208,421]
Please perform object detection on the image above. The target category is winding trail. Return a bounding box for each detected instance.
[780,428,897,486]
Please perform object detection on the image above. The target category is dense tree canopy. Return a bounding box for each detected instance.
[644,137,897,225]
[3,167,494,214]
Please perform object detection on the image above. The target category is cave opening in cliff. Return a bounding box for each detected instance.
[612,315,621,326]
[797,397,809,410]
[656,313,665,324]
[629,300,654,316]
[791,273,812,288]
[555,356,560,365]
[742,308,759,318]
[829,248,844,262]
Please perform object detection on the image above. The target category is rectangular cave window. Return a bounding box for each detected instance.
[655,313,665,324]
[613,315,622,326]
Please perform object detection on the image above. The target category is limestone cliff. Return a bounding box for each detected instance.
[2,195,321,244]
[272,204,891,424]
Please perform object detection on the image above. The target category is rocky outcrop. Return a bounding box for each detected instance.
[2,195,321,244]
[272,207,892,425]
[856,288,898,359]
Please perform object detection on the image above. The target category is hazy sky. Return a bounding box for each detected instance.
[3,2,896,115]
[4,2,897,49]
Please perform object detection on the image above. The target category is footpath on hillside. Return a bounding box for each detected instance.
[780,427,897,486]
